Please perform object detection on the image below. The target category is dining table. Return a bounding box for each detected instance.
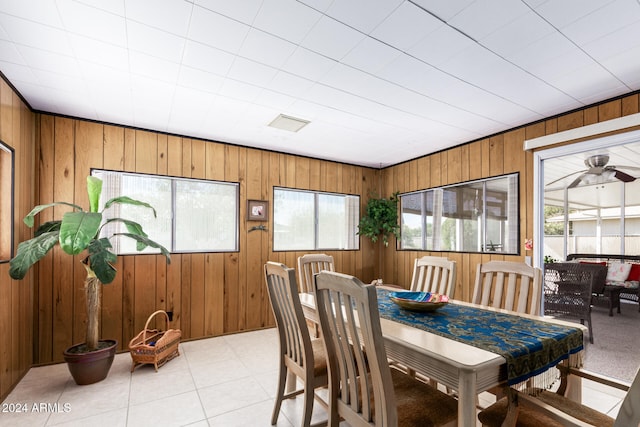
[299,285,588,427]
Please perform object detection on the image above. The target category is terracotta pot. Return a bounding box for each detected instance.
[63,340,117,385]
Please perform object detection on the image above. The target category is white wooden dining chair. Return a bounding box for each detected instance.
[297,253,335,293]
[410,256,457,297]
[264,261,328,427]
[478,366,640,427]
[314,270,458,427]
[472,260,542,316]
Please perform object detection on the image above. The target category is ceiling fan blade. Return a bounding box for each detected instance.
[568,174,586,189]
[546,169,587,187]
[613,169,636,183]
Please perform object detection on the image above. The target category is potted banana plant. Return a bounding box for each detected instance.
[9,176,171,385]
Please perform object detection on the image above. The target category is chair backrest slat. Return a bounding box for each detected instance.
[473,261,542,315]
[297,254,335,293]
[409,256,457,298]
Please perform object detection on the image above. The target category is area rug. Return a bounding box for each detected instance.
[579,302,640,382]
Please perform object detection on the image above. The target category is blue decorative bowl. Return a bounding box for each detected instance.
[388,291,448,312]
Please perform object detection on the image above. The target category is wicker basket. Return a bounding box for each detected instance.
[129,310,181,372]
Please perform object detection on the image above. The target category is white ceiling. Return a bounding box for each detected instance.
[1,0,640,168]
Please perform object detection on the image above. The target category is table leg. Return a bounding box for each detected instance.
[458,368,477,427]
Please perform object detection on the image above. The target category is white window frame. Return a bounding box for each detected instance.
[273,187,360,251]
[92,169,239,254]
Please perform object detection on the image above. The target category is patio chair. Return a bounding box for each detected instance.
[472,261,542,315]
[314,270,458,427]
[264,261,328,427]
[543,262,606,344]
[409,256,457,297]
[478,365,640,427]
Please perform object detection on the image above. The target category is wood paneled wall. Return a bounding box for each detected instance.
[0,78,35,400]
[32,115,380,365]
[381,93,640,302]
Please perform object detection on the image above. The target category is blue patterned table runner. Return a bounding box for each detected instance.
[376,288,584,385]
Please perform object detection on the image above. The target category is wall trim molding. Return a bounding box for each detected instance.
[524,112,640,150]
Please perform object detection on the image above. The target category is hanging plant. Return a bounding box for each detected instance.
[358,192,400,247]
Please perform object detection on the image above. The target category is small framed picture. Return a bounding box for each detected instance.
[247,200,268,221]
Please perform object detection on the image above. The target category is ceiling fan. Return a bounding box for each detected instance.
[547,154,640,188]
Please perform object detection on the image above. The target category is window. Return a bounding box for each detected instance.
[273,187,360,251]
[92,170,239,253]
[400,174,519,254]
[0,140,14,262]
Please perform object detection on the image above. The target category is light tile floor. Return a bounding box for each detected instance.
[0,328,626,426]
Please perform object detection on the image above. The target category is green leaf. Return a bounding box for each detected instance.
[115,232,171,263]
[103,218,147,238]
[23,202,83,228]
[9,231,60,279]
[87,176,103,213]
[87,238,117,284]
[103,196,157,218]
[59,211,103,255]
[35,221,61,237]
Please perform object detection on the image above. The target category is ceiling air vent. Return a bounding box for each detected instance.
[268,114,310,132]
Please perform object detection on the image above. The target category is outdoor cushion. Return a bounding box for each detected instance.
[606,262,632,282]
[627,264,640,281]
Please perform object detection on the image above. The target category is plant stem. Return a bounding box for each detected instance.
[85,275,101,351]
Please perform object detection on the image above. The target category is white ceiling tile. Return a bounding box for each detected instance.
[227,57,278,87]
[238,29,297,69]
[447,0,529,41]
[481,11,555,57]
[601,45,640,88]
[409,23,475,67]
[341,37,402,73]
[16,44,80,77]
[78,61,131,90]
[582,18,640,62]
[297,0,333,12]
[370,2,441,51]
[2,0,640,168]
[0,0,65,27]
[280,47,336,82]
[130,75,175,109]
[0,39,25,65]
[68,34,129,71]
[506,32,576,76]
[189,5,250,53]
[194,0,262,24]
[549,63,626,101]
[267,72,315,98]
[0,61,38,85]
[181,40,235,75]
[218,79,262,103]
[125,0,192,36]
[129,50,180,83]
[324,0,403,34]
[31,68,87,93]
[560,0,640,45]
[75,0,125,16]
[533,0,617,29]
[0,13,74,56]
[177,66,224,94]
[56,0,127,47]
[252,0,322,44]
[127,21,185,62]
[300,15,366,60]
[253,89,297,112]
[409,0,474,22]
